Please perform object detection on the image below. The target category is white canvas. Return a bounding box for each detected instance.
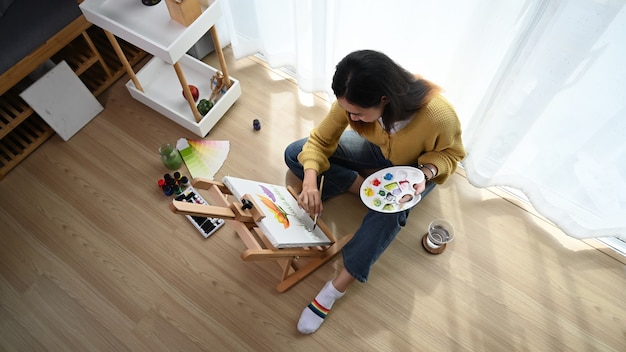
[222,176,331,248]
[20,61,103,141]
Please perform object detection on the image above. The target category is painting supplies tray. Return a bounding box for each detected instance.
[360,166,425,213]
[175,186,225,238]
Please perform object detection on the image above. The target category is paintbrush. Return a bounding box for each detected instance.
[312,175,325,231]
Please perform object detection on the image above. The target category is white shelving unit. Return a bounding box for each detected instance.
[79,0,241,137]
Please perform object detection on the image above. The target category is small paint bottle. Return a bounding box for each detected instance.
[253,119,261,131]
[166,176,177,187]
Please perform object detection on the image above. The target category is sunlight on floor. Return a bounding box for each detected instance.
[267,70,285,81]
[297,90,314,107]
[492,186,602,253]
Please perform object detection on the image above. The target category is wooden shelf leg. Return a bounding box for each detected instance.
[81,31,113,78]
[209,26,231,87]
[173,62,203,123]
[103,30,143,92]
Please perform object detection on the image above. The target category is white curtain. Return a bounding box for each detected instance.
[221,0,626,241]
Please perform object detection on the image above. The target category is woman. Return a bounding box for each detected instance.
[284,50,466,334]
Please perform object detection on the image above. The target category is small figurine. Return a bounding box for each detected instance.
[253,119,261,131]
[209,71,226,102]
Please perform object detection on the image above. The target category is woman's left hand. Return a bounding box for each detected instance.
[413,179,426,195]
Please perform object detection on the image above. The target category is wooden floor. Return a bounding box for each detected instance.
[1,48,625,352]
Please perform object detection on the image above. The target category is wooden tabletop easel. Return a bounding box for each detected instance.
[169,178,354,292]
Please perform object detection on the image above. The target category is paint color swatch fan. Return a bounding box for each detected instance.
[176,138,229,180]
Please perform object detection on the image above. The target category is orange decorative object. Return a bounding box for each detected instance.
[165,0,202,27]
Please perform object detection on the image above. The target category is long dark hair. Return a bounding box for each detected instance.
[331,50,441,133]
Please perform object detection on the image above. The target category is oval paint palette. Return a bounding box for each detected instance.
[360,166,425,213]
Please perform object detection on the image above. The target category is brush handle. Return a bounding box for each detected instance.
[312,175,325,230]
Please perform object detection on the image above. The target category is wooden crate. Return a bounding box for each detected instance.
[165,0,202,27]
[0,95,54,176]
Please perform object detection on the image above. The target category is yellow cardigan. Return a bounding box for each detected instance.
[298,94,466,184]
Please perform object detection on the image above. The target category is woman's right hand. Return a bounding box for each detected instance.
[298,169,323,217]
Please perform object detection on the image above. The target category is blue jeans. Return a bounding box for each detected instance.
[284,131,436,282]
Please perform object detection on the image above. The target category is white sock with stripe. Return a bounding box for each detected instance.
[297,280,345,334]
